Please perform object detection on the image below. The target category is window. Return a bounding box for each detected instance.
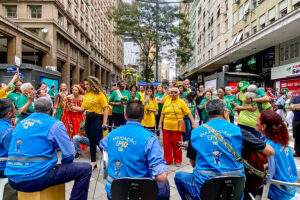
[239,5,244,21]
[280,0,287,17]
[5,5,17,18]
[260,14,265,29]
[290,44,295,59]
[208,33,210,43]
[294,0,300,9]
[295,43,299,57]
[67,21,71,32]
[217,43,220,54]
[280,47,284,61]
[58,13,63,26]
[217,24,220,36]
[244,25,250,38]
[269,7,275,23]
[233,11,238,25]
[67,2,72,13]
[211,30,214,41]
[30,6,42,18]
[225,40,228,49]
[252,0,257,9]
[252,20,257,34]
[225,20,228,32]
[285,46,289,60]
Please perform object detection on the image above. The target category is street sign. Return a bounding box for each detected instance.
[19,73,24,79]
[7,67,17,73]
[15,56,21,67]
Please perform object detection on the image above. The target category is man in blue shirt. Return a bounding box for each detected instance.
[174,99,245,200]
[100,100,169,199]
[0,98,16,178]
[290,85,300,156]
[5,97,92,200]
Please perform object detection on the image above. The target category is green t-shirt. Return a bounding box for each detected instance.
[236,90,267,128]
[155,93,165,114]
[135,92,141,100]
[109,89,132,114]
[225,94,236,117]
[6,92,21,106]
[16,94,34,123]
[48,90,55,101]
[199,98,209,121]
[179,92,187,99]
[187,100,196,118]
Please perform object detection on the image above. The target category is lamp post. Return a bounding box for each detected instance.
[136,0,192,82]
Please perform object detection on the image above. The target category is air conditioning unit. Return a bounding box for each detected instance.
[46,66,57,71]
[244,9,249,15]
[222,65,229,72]
[243,15,247,21]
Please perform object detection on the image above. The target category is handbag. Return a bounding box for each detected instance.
[171,104,186,133]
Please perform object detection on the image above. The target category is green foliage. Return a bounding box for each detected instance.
[108,1,193,82]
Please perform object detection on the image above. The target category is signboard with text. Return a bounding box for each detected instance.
[279,79,300,97]
[271,61,300,80]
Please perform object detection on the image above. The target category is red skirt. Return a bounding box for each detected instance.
[61,111,83,139]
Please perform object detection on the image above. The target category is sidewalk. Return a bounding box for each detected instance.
[65,130,300,200]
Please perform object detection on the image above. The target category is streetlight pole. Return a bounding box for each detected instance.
[136,0,192,82]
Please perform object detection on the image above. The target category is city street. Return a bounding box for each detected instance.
[65,130,300,200]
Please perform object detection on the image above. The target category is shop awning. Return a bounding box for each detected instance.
[225,72,262,78]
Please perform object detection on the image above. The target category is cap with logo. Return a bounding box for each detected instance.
[237,81,250,91]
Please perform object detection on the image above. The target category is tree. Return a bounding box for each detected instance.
[108,1,193,82]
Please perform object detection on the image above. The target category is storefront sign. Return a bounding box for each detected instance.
[271,61,300,80]
[205,79,216,91]
[279,79,300,97]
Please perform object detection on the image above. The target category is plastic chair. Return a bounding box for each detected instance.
[111,177,158,200]
[201,176,245,200]
[0,178,8,200]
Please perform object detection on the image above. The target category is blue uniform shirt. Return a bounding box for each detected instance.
[100,121,167,198]
[5,113,74,182]
[291,96,300,121]
[0,119,14,172]
[191,118,245,188]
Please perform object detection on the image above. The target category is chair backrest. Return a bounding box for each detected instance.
[111,177,158,200]
[200,176,245,200]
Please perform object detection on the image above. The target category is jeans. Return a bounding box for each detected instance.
[112,113,126,127]
[197,108,202,125]
[238,124,262,138]
[73,135,90,154]
[174,172,201,200]
[9,162,92,200]
[85,113,103,162]
[183,118,192,142]
[229,115,235,124]
[293,120,300,154]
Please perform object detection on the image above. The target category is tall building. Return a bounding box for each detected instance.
[124,36,140,67]
[183,0,300,91]
[160,63,169,81]
[0,0,124,87]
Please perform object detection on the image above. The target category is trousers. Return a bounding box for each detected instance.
[293,120,300,154]
[183,118,192,142]
[174,172,201,200]
[9,162,92,200]
[73,135,90,154]
[112,113,126,127]
[163,129,182,164]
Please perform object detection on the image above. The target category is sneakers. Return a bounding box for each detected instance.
[75,152,81,159]
[175,163,181,167]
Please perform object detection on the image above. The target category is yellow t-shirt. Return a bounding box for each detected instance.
[108,96,113,116]
[141,96,158,128]
[82,92,108,114]
[237,92,260,128]
[162,98,190,131]
[138,91,145,98]
[162,95,171,104]
[0,88,7,99]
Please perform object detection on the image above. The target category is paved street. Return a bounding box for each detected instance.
[65,129,300,200]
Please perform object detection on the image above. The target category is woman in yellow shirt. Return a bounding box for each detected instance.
[71,76,108,169]
[141,86,158,132]
[159,87,197,166]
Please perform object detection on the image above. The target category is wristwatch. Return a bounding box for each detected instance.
[293,106,297,111]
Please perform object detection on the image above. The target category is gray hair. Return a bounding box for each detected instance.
[225,86,231,91]
[34,97,53,114]
[206,99,226,117]
[247,85,257,93]
[20,83,33,94]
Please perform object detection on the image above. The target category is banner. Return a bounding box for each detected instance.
[279,79,300,97]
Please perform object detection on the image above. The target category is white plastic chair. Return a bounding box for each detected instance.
[0,178,8,200]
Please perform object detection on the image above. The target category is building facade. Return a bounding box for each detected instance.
[0,0,124,87]
[124,36,140,67]
[183,0,300,91]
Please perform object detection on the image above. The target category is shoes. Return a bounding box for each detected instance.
[175,163,181,167]
[75,152,81,159]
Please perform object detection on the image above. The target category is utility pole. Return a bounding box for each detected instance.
[155,0,159,82]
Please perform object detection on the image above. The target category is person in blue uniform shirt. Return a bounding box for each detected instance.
[174,99,245,200]
[5,97,92,200]
[100,100,170,200]
[0,98,16,178]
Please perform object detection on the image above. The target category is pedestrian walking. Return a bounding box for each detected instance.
[141,85,158,132]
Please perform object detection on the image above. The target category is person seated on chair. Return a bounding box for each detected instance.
[0,98,16,178]
[174,99,246,200]
[4,97,92,200]
[256,110,298,200]
[100,100,170,200]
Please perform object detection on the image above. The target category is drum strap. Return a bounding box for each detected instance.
[203,124,268,179]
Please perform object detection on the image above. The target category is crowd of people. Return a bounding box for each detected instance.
[0,73,300,200]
